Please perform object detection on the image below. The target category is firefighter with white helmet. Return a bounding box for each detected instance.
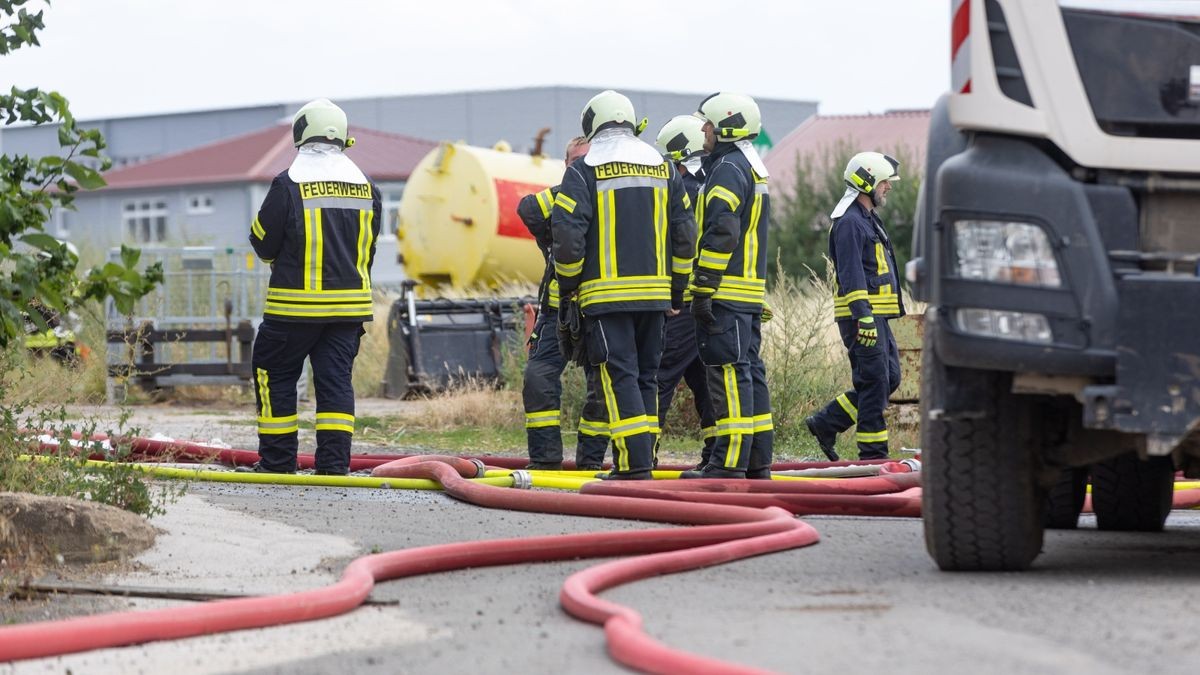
[806,151,906,461]
[681,92,775,479]
[516,136,613,471]
[653,114,718,469]
[552,89,697,480]
[244,98,382,475]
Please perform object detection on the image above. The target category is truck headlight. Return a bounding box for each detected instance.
[955,308,1053,344]
[953,220,1061,287]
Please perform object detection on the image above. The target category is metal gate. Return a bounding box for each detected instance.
[106,246,271,392]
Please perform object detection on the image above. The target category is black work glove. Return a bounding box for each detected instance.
[856,316,878,348]
[691,294,717,333]
[671,287,684,311]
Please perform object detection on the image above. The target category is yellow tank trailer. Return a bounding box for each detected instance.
[397,141,565,290]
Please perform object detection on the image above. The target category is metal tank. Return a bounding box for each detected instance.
[397,141,565,290]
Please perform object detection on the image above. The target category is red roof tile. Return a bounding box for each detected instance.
[99,124,437,191]
[764,110,931,198]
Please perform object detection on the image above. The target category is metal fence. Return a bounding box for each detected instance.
[106,246,271,389]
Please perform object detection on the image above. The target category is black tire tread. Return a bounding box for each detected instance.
[1091,453,1173,532]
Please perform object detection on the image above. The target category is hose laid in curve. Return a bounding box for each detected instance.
[0,459,818,674]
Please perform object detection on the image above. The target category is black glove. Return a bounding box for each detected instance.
[856,316,877,348]
[691,294,717,333]
[671,287,684,311]
[556,298,588,367]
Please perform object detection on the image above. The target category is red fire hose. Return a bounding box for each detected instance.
[0,459,818,674]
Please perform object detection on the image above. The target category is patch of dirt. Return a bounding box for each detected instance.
[0,492,157,568]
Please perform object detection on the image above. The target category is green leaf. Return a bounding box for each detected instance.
[63,161,106,189]
[20,232,59,250]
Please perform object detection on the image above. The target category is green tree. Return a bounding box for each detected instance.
[769,140,921,283]
[1,0,162,345]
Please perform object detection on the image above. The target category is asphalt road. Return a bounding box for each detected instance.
[11,478,1199,675]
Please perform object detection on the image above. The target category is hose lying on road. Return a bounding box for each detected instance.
[0,459,817,674]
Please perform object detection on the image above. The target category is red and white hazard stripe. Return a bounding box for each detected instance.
[950,0,971,94]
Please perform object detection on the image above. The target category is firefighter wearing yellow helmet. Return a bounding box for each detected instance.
[681,92,774,479]
[552,90,697,480]
[245,98,381,475]
[806,151,906,461]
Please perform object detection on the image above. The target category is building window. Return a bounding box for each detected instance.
[383,185,405,235]
[187,194,214,215]
[123,199,168,243]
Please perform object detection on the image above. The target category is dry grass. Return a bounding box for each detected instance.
[396,381,524,431]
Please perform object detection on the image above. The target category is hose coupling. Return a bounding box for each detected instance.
[899,458,921,473]
[469,458,487,478]
[509,470,533,490]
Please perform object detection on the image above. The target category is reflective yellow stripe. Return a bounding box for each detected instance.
[358,210,375,290]
[682,192,692,212]
[875,242,892,296]
[706,185,741,211]
[713,417,754,435]
[702,425,717,439]
[752,413,773,433]
[608,414,652,440]
[264,303,374,318]
[672,256,693,276]
[268,288,374,301]
[315,412,354,434]
[697,249,732,271]
[314,209,324,290]
[578,419,609,437]
[525,409,561,429]
[535,189,554,218]
[555,258,583,277]
[251,216,266,240]
[554,192,576,213]
[722,364,744,468]
[605,190,617,277]
[256,368,272,419]
[257,414,298,435]
[654,186,667,277]
[599,364,628,472]
[744,193,762,278]
[303,209,313,290]
[836,393,858,422]
[548,279,560,309]
[857,429,889,444]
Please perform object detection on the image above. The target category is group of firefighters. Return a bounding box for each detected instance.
[243,93,905,478]
[516,90,907,480]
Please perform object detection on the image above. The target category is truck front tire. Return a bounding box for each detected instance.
[922,329,1045,571]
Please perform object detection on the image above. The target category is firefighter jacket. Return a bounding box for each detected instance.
[692,142,771,312]
[517,186,561,312]
[551,152,697,315]
[250,170,383,322]
[829,200,905,321]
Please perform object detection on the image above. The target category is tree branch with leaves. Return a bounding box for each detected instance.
[1,0,162,347]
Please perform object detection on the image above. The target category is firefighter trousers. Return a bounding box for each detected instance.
[523,311,609,465]
[810,317,901,459]
[586,311,664,475]
[251,318,364,474]
[658,308,716,464]
[696,307,773,474]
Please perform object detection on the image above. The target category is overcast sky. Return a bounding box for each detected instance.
[3,0,950,121]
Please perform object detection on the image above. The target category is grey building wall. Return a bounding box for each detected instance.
[1,87,816,168]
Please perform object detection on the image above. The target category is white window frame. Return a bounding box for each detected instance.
[122,198,170,244]
[186,193,214,215]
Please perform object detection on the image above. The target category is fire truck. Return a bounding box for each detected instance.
[911,0,1200,569]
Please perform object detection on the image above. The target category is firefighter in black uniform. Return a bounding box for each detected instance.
[653,115,717,468]
[681,92,775,480]
[246,99,382,475]
[519,136,613,471]
[552,90,696,480]
[805,151,905,461]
